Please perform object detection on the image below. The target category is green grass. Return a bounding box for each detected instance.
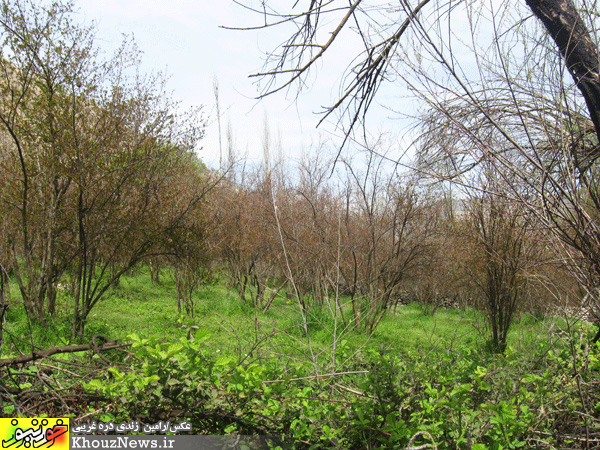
[91,270,182,338]
[1,266,588,362]
[83,268,580,375]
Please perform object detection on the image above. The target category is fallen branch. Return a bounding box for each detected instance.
[334,383,377,399]
[534,431,600,444]
[402,431,438,450]
[0,338,131,367]
[262,370,368,384]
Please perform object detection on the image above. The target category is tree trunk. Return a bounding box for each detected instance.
[0,263,9,355]
[526,0,600,151]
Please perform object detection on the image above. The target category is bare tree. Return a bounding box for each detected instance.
[464,168,537,352]
[339,149,437,334]
[210,165,282,309]
[237,0,600,144]
[0,262,9,354]
[237,0,600,338]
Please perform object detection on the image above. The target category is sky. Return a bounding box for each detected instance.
[76,0,358,169]
[74,0,501,173]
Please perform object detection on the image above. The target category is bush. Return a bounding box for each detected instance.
[82,323,600,449]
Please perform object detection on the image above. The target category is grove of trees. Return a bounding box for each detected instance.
[198,144,575,354]
[226,0,600,347]
[0,0,212,339]
[1,0,600,446]
[0,0,590,353]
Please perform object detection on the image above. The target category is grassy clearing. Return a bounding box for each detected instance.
[2,266,584,362]
[82,267,576,363]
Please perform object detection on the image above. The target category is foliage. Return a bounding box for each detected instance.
[82,321,600,449]
[1,268,597,448]
[0,0,211,338]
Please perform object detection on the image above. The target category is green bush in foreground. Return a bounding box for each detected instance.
[84,323,600,449]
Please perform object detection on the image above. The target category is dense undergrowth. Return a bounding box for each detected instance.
[84,324,600,449]
[1,268,599,449]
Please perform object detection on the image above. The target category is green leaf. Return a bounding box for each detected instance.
[87,379,104,391]
[215,355,235,367]
[474,366,487,377]
[166,343,184,358]
[195,329,211,342]
[521,374,543,383]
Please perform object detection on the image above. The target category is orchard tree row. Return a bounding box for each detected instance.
[193,145,580,352]
[0,0,594,355]
[0,0,212,339]
[214,0,600,350]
